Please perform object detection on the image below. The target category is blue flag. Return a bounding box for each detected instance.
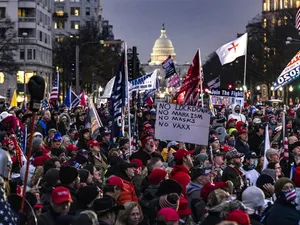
[64,86,72,109]
[111,53,126,138]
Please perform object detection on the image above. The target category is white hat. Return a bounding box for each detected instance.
[0,111,12,122]
[242,186,265,209]
[167,141,178,148]
[253,118,261,124]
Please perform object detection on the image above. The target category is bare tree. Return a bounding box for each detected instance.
[0,17,18,74]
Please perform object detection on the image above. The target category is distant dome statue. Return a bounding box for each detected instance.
[149,24,176,65]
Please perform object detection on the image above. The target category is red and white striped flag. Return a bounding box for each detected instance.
[177,50,200,105]
[49,71,59,101]
[296,8,300,30]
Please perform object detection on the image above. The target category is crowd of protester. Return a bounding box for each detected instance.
[1,101,300,225]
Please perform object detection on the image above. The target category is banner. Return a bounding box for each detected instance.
[167,74,181,94]
[273,51,300,90]
[162,56,176,79]
[128,69,158,92]
[210,88,244,107]
[102,76,116,99]
[155,102,210,145]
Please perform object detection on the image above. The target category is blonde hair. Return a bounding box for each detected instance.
[115,202,143,225]
[80,210,98,225]
[61,135,70,149]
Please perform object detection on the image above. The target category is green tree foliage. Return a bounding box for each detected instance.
[0,17,18,75]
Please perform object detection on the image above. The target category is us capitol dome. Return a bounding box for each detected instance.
[149,24,177,65]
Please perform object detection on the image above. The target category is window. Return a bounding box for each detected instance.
[278,19,282,26]
[0,7,6,18]
[70,21,80,29]
[39,11,43,22]
[27,49,32,60]
[20,49,25,60]
[70,0,80,2]
[71,7,80,16]
[94,8,97,16]
[284,0,288,8]
[263,18,267,28]
[297,0,300,8]
[56,6,64,16]
[33,49,36,60]
[39,31,42,41]
[45,34,48,44]
[86,7,90,16]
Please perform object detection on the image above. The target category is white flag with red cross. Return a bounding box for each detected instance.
[216,33,248,65]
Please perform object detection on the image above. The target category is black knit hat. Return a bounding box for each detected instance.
[59,166,79,185]
[156,179,182,197]
[51,147,65,157]
[93,197,124,215]
[78,169,90,183]
[44,168,60,186]
[77,186,99,206]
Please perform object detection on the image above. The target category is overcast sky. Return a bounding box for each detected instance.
[102,0,262,64]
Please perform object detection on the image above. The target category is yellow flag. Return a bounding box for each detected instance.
[10,90,17,107]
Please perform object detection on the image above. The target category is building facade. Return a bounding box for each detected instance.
[262,0,298,101]
[52,0,103,40]
[0,0,53,101]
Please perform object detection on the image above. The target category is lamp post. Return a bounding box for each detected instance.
[22,32,28,103]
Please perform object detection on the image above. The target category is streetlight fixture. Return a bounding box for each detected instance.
[279,87,283,91]
[22,32,28,103]
[256,86,261,91]
[289,86,293,92]
[287,37,293,41]
[270,86,274,91]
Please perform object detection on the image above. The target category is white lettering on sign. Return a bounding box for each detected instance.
[155,102,210,145]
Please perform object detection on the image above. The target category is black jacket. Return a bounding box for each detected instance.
[248,133,263,155]
[265,200,300,225]
[235,137,250,154]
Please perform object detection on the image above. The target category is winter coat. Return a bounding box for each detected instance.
[222,165,246,191]
[132,174,143,198]
[240,166,260,186]
[88,152,107,172]
[117,179,138,205]
[187,182,206,223]
[248,133,264,155]
[170,165,191,198]
[264,200,300,225]
[235,137,250,154]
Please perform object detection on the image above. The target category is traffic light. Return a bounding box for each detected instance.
[127,46,140,80]
[228,84,232,89]
[6,88,11,99]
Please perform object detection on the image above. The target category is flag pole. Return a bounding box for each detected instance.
[198,48,204,107]
[243,33,248,90]
[124,42,132,154]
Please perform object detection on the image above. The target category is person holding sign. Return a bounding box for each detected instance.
[170,149,194,198]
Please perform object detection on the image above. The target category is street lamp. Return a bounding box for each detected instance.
[270,86,274,91]
[279,87,283,91]
[256,86,261,91]
[289,86,293,92]
[22,32,28,103]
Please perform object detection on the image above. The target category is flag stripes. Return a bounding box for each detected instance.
[296,8,300,30]
[50,71,59,101]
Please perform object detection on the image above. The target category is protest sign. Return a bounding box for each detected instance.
[155,102,210,145]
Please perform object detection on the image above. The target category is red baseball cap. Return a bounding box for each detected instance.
[157,208,179,222]
[106,176,125,190]
[51,186,73,205]
[66,144,79,152]
[174,149,195,160]
[228,118,237,124]
[88,140,101,147]
[130,158,143,168]
[238,129,248,135]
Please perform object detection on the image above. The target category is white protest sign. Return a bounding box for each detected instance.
[128,69,158,92]
[155,102,210,145]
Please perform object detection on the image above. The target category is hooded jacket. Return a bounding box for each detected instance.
[228,104,248,125]
[187,182,205,223]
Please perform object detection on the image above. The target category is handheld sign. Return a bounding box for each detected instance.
[155,102,210,145]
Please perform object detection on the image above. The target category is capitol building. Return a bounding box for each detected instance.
[142,24,189,80]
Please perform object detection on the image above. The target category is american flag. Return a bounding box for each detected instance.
[42,98,50,110]
[49,71,59,101]
[296,8,300,30]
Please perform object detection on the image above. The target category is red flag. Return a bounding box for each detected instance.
[80,91,87,108]
[177,50,200,105]
[145,97,153,106]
